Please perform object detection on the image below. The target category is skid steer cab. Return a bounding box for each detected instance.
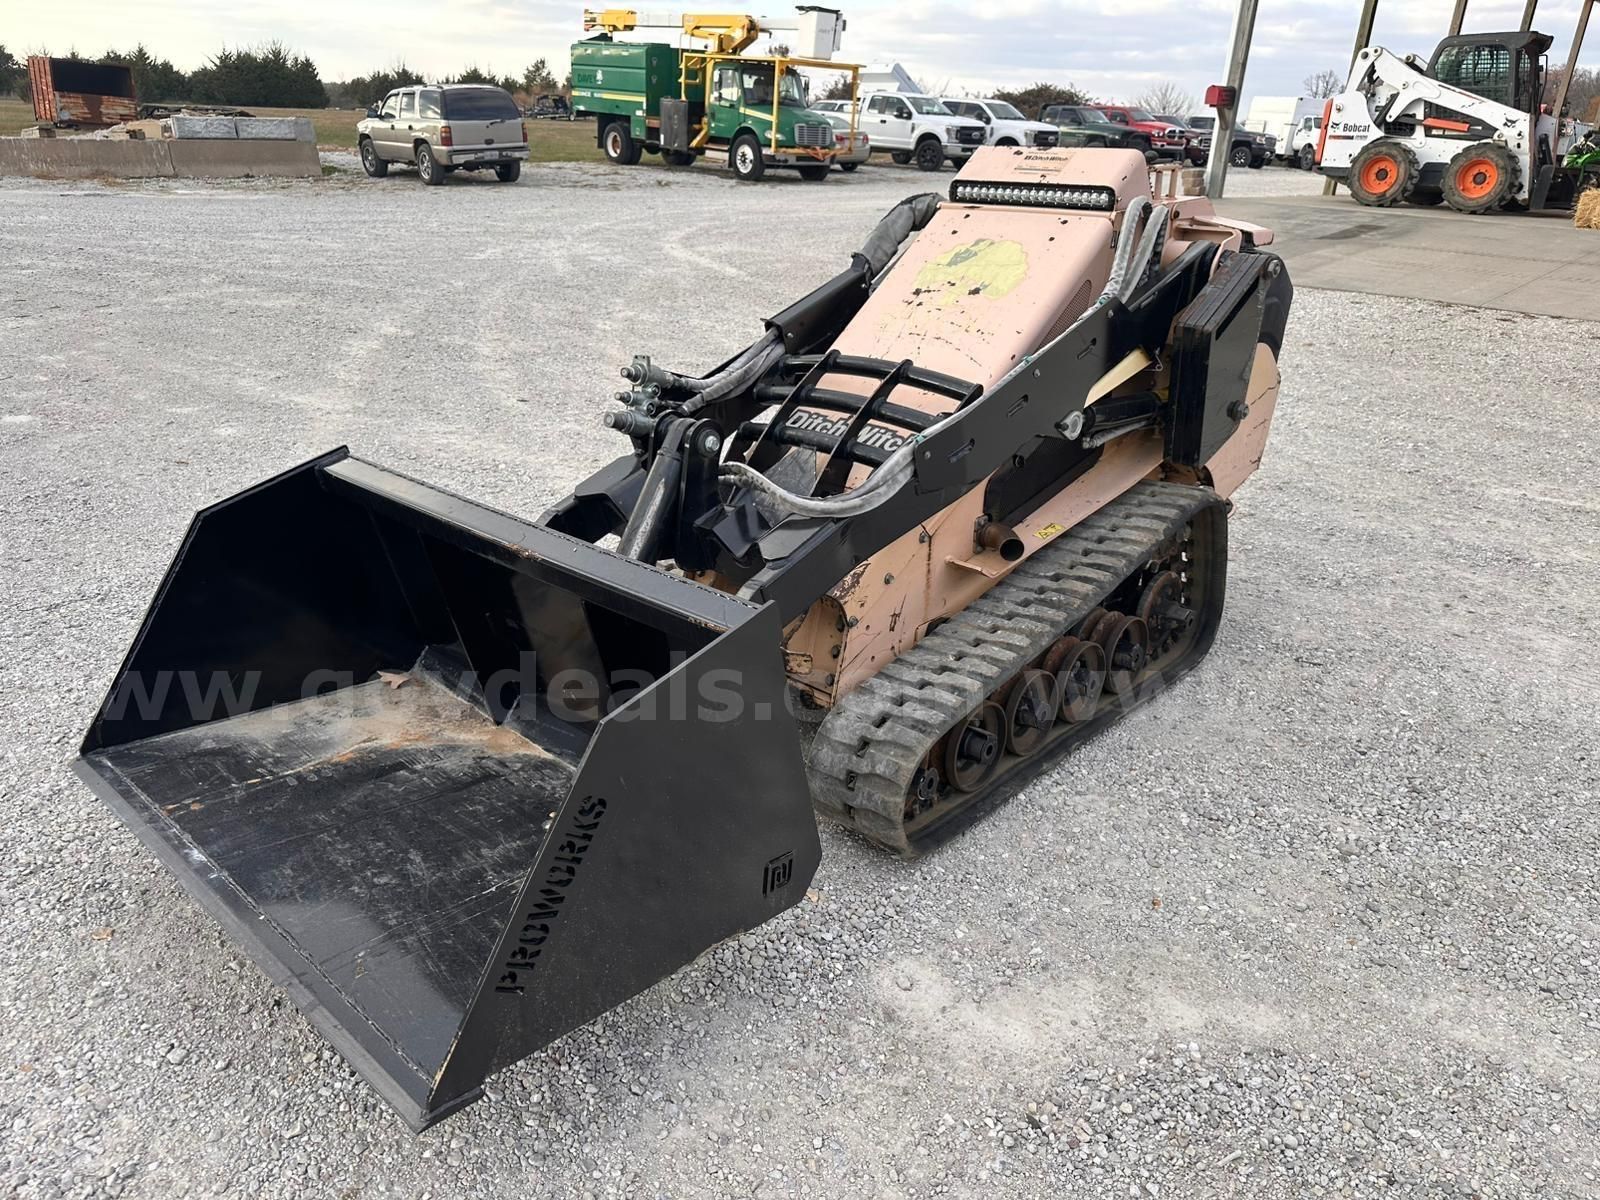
[1318,30,1597,213]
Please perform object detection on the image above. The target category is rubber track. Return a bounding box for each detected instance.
[806,480,1222,854]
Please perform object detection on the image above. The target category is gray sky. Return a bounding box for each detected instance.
[8,1,1594,105]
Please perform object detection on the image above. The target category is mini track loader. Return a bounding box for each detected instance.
[76,147,1292,1129]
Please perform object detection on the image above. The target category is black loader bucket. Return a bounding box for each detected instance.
[75,450,821,1130]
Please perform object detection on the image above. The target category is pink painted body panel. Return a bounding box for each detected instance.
[765,146,1280,702]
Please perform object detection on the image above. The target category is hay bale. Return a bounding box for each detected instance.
[1576,188,1600,230]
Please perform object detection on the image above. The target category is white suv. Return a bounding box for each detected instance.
[858,91,986,171]
[941,98,1060,150]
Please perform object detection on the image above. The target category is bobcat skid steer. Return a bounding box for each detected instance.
[76,147,1291,1129]
[1318,30,1598,213]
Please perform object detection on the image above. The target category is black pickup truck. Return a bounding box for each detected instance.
[1181,115,1272,168]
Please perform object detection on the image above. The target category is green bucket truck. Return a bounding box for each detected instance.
[571,7,862,181]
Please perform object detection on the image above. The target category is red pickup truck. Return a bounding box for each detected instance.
[1088,105,1189,160]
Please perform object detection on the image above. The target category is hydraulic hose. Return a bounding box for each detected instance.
[855,191,942,276]
[680,330,785,414]
[1125,203,1170,297]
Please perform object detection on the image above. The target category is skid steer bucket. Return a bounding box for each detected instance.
[75,449,821,1130]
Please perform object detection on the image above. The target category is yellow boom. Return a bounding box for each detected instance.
[582,10,764,54]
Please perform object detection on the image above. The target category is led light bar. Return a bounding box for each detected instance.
[948,180,1117,210]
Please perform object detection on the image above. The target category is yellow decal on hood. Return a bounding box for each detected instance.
[912,238,1027,304]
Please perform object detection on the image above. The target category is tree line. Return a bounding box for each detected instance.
[0,41,567,110]
[6,40,1592,122]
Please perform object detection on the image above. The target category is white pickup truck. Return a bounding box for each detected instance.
[856,91,987,170]
[941,98,1060,150]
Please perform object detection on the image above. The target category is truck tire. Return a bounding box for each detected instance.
[1299,143,1316,171]
[416,142,445,185]
[1441,143,1518,214]
[797,164,830,181]
[914,137,944,172]
[890,151,911,165]
[1228,144,1252,168]
[359,137,388,178]
[1128,135,1151,156]
[731,133,765,181]
[603,122,642,166]
[495,160,521,183]
[1347,140,1417,207]
[995,137,1018,147]
[839,161,859,172]
[663,150,696,168]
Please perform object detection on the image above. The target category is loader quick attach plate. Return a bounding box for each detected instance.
[75,450,822,1130]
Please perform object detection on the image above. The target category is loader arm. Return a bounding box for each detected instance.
[1354,47,1532,136]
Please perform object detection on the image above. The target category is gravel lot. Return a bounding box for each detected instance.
[1,156,1596,1200]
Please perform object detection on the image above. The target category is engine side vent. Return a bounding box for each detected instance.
[1041,279,1095,345]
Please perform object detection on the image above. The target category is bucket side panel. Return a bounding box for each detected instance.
[82,455,438,753]
[430,602,821,1118]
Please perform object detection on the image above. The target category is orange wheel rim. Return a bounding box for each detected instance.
[1456,158,1498,200]
[1360,155,1401,194]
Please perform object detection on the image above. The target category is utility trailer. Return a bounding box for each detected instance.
[571,7,861,181]
[28,56,139,129]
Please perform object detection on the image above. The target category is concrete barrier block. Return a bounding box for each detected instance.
[168,115,238,139]
[0,137,176,179]
[166,138,321,178]
[234,117,313,141]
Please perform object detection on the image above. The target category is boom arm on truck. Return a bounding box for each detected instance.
[582,8,848,57]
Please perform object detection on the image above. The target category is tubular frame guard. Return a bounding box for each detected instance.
[75,450,821,1130]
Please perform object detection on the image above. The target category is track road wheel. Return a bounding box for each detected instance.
[1003,670,1055,757]
[1443,143,1517,214]
[1348,140,1415,206]
[943,702,1003,793]
[914,138,944,171]
[602,122,642,166]
[1045,637,1107,723]
[1098,614,1150,695]
[731,133,765,181]
[359,137,388,178]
